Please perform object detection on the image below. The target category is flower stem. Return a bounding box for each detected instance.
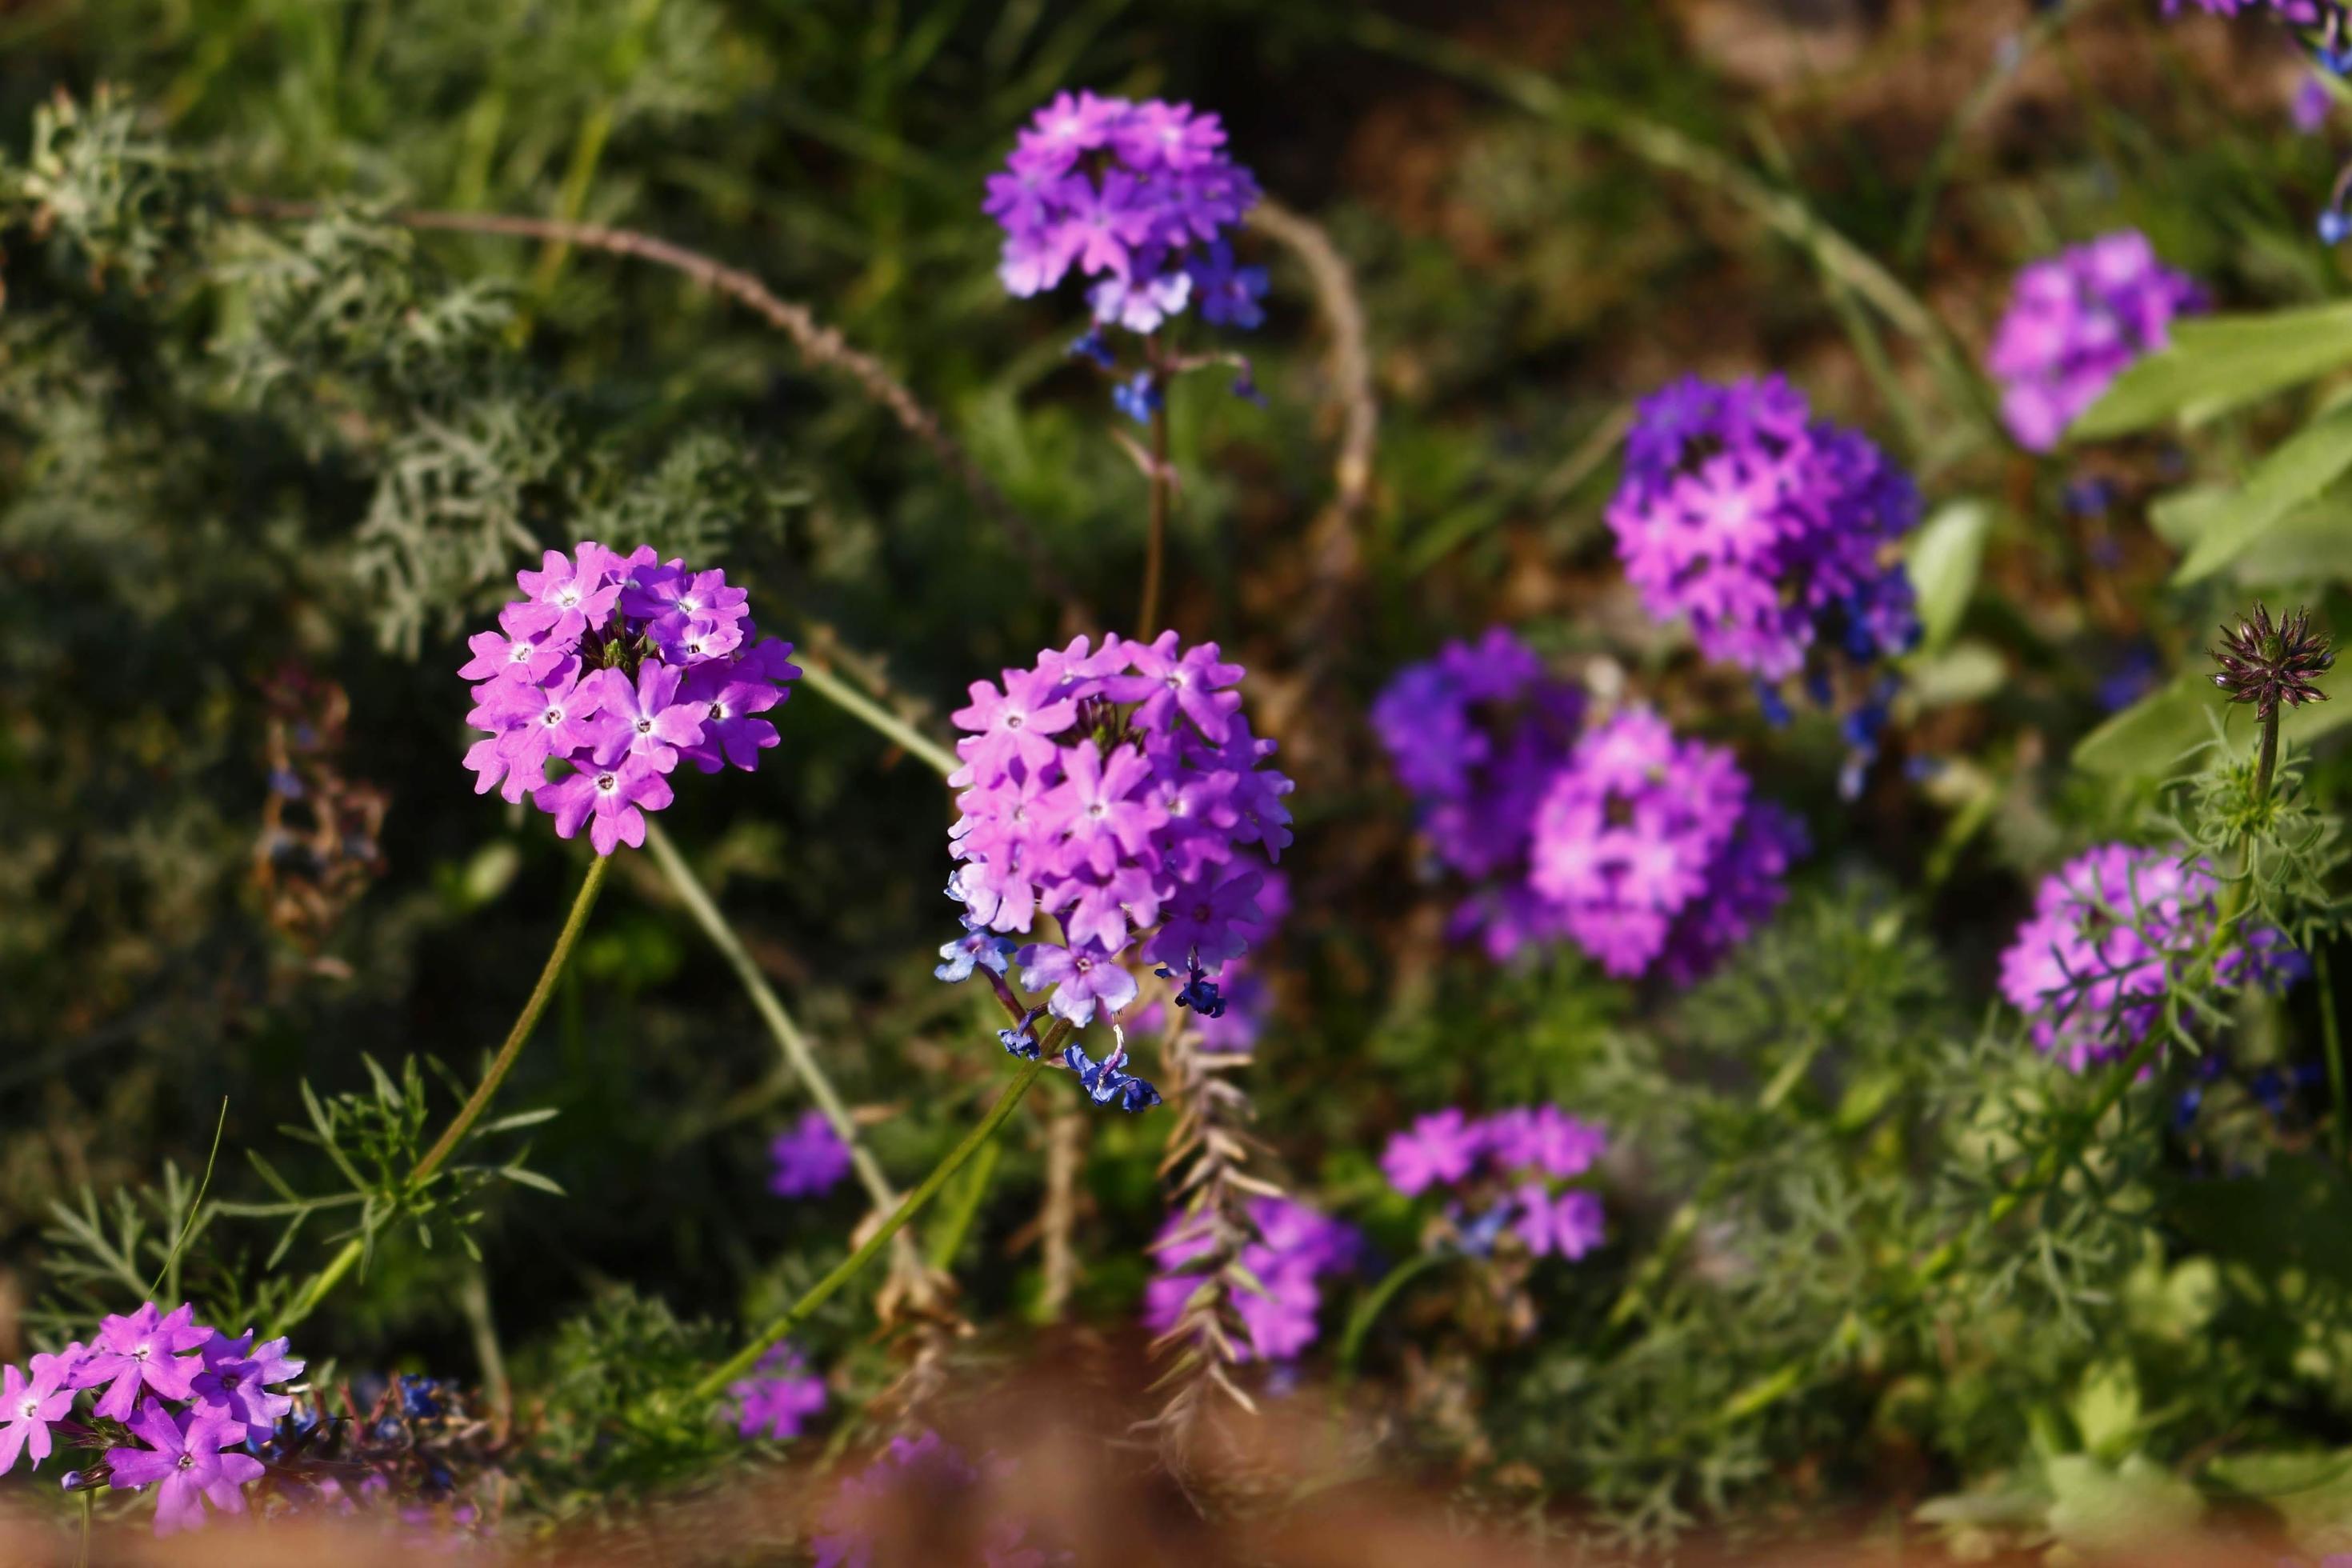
[689,1039,1063,1406]
[1137,350,1172,638]
[2255,702,2282,807]
[798,660,960,778]
[1334,1250,1451,1388]
[271,853,612,1335]
[642,818,932,1300]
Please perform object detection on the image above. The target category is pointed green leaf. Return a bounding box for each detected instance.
[2073,303,2352,439]
[1905,499,1992,654]
[2172,405,2352,584]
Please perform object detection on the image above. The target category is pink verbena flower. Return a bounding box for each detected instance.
[1383,1105,1611,1265]
[188,1330,303,1441]
[0,1358,73,1475]
[1379,1108,1485,1197]
[730,1345,827,1442]
[989,92,1265,336]
[944,631,1293,1034]
[106,1402,266,1536]
[1143,1195,1362,1363]
[1997,843,2305,1072]
[1986,231,2206,452]
[1607,377,1921,696]
[1370,628,1586,960]
[71,1302,207,1421]
[458,541,798,854]
[1527,709,1805,981]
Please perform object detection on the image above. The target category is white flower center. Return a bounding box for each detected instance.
[542,706,565,726]
[1087,802,1108,820]
[557,586,581,608]
[508,644,534,664]
[635,718,653,735]
[595,773,618,794]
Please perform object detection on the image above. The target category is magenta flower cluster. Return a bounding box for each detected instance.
[1998,843,2305,1073]
[462,541,799,854]
[943,631,1294,1037]
[1986,231,2206,453]
[2,1302,302,1536]
[730,1344,827,1442]
[1382,1106,1608,1262]
[1144,1195,1364,1362]
[1129,866,1289,1052]
[1370,628,1587,961]
[769,1110,853,1199]
[987,90,1266,334]
[1530,708,1809,982]
[1607,375,1922,693]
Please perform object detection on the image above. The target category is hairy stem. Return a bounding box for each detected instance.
[690,1038,1064,1406]
[2256,702,2282,807]
[642,818,932,1303]
[273,854,611,1334]
[414,854,613,1184]
[799,660,960,778]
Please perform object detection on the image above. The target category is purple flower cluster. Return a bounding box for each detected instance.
[988,90,1265,335]
[769,1110,853,1199]
[1130,866,1289,1052]
[462,542,799,854]
[1986,232,2206,453]
[1998,843,2305,1073]
[1607,376,1922,693]
[1381,1106,1608,1262]
[2,1302,302,1536]
[1144,1195,1363,1362]
[730,1344,828,1442]
[1528,709,1807,982]
[943,631,1294,1040]
[1369,628,1587,961]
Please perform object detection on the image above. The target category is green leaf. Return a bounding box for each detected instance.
[1905,499,1992,654]
[2206,1449,2352,1537]
[2068,1362,2142,1461]
[2173,405,2352,584]
[2045,1454,2203,1550]
[2230,496,2352,582]
[2072,303,2352,439]
[2074,674,2352,779]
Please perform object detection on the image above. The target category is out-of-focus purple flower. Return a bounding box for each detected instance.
[2295,74,2336,130]
[989,94,1263,337]
[730,1345,827,1442]
[1526,709,1805,982]
[769,1110,854,1199]
[812,1430,1054,1568]
[1482,1106,1609,1178]
[1370,628,1586,960]
[1380,1109,1486,1197]
[1514,1186,1606,1260]
[1986,232,2206,452]
[459,541,797,855]
[0,1359,73,1475]
[1608,376,1922,695]
[1143,1196,1362,1364]
[72,1302,207,1422]
[106,1403,266,1537]
[1998,842,2305,1072]
[945,633,1291,1058]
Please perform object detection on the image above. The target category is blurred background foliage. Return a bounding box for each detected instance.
[5,0,2352,1548]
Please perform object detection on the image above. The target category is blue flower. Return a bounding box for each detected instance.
[1068,329,1115,369]
[998,1008,1042,1059]
[936,918,1016,983]
[2322,209,2352,246]
[1062,1042,1162,1112]
[1112,369,1163,425]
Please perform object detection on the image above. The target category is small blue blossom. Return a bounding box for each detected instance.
[998,1007,1042,1059]
[1063,1042,1162,1112]
[1068,329,1115,369]
[1112,369,1163,425]
[1756,682,1793,728]
[2322,208,2352,246]
[936,918,1017,983]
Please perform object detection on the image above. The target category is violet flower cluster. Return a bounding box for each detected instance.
[939,632,1294,1106]
[1144,1195,1364,1363]
[987,90,1265,337]
[1129,866,1289,1052]
[462,541,799,854]
[731,1344,828,1443]
[2,1302,302,1536]
[1985,231,2206,452]
[1382,1106,1609,1262]
[1529,709,1809,982]
[1369,628,1587,961]
[1606,376,1921,708]
[769,1110,853,1199]
[1998,843,2306,1073]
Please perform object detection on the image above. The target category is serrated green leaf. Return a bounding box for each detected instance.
[2172,405,2352,584]
[1905,499,1992,654]
[2073,303,2352,439]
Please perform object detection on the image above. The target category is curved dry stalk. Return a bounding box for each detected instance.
[226,195,1093,622]
[1249,200,1378,520]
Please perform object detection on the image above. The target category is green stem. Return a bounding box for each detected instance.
[800,661,959,778]
[690,1042,1061,1406]
[272,854,612,1335]
[414,854,612,1185]
[2255,704,2282,808]
[641,818,928,1291]
[926,1136,1003,1271]
[1334,1250,1451,1387]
